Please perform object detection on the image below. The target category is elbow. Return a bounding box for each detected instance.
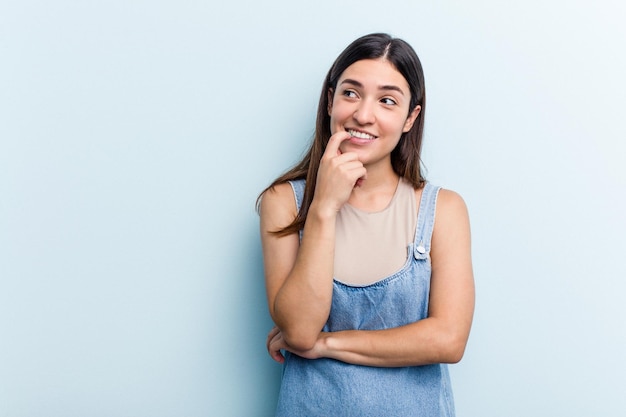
[438,333,468,364]
[281,329,318,352]
[271,301,327,352]
[272,313,319,351]
[444,344,466,364]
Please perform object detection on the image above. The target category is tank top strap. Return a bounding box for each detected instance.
[288,179,306,240]
[412,183,442,260]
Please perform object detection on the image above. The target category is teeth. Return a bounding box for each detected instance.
[348,129,376,140]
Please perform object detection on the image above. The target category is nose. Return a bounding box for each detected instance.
[353,99,375,125]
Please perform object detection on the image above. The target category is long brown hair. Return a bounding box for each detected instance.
[258,33,427,236]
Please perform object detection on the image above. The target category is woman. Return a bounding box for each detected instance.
[258,33,474,416]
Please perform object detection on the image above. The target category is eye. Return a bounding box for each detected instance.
[342,89,358,98]
[380,97,397,106]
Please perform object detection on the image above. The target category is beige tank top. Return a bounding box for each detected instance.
[334,178,417,286]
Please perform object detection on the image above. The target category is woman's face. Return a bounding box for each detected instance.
[328,58,420,168]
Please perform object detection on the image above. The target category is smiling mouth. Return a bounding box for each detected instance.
[347,129,377,140]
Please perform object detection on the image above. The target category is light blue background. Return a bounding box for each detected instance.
[2,1,625,416]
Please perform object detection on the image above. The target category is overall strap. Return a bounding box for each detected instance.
[288,179,306,240]
[289,179,305,212]
[413,183,442,260]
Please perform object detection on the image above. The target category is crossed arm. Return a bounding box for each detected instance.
[259,182,475,368]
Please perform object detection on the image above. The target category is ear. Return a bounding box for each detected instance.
[402,105,421,133]
[327,88,334,116]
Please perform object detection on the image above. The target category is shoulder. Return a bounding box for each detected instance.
[436,188,468,215]
[432,188,471,241]
[412,184,468,213]
[259,182,298,231]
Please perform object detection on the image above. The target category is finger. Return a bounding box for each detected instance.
[340,162,367,182]
[266,326,280,351]
[268,334,286,363]
[267,325,279,340]
[332,150,360,163]
[324,131,352,157]
[338,160,366,172]
[270,346,285,363]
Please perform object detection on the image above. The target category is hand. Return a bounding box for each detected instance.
[266,326,286,363]
[313,131,367,214]
[266,326,325,363]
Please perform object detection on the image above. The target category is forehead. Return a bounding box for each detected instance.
[338,59,410,92]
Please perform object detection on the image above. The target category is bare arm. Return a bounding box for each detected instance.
[260,132,366,351]
[260,184,336,351]
[268,189,474,366]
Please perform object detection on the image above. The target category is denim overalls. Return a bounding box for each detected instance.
[275,180,455,417]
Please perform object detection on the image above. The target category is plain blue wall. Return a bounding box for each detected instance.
[2,1,625,416]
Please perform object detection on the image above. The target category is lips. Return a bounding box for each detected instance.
[347,129,377,140]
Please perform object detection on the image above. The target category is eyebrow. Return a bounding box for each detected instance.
[339,78,405,96]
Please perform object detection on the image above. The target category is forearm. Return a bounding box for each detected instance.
[319,318,470,367]
[272,203,337,350]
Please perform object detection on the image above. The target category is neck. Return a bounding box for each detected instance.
[357,160,399,191]
[348,164,400,211]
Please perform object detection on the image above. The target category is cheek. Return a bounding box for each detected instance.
[328,108,346,133]
[381,114,407,135]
